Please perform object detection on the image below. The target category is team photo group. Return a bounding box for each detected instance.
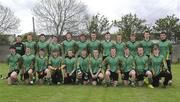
[7,31,173,88]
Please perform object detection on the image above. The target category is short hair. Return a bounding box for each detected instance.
[9,45,16,50]
[39,34,45,37]
[39,49,45,52]
[130,33,136,36]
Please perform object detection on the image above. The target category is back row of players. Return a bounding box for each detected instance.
[7,31,173,88]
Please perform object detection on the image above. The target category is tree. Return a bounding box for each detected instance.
[33,0,87,35]
[86,13,112,35]
[114,13,147,40]
[153,14,180,38]
[0,4,20,34]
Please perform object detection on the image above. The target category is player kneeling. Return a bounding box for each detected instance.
[22,47,35,85]
[121,47,136,87]
[103,47,121,87]
[35,49,51,84]
[89,49,104,86]
[62,50,77,84]
[134,47,153,88]
[7,46,21,85]
[77,49,90,85]
[48,50,63,85]
[150,46,171,88]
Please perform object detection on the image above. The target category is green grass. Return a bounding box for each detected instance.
[0,63,180,102]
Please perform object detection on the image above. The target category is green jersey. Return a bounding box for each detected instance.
[88,40,101,55]
[140,40,153,56]
[62,40,76,55]
[24,41,36,55]
[103,56,120,72]
[101,40,114,56]
[89,57,102,73]
[127,41,139,57]
[35,56,48,72]
[158,40,173,60]
[49,42,62,54]
[7,53,21,71]
[149,55,167,76]
[76,41,88,56]
[77,56,90,73]
[48,56,63,68]
[37,41,48,54]
[63,57,77,73]
[115,41,126,57]
[22,54,35,71]
[134,55,148,74]
[120,55,135,72]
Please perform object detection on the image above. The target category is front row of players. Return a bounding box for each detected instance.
[7,45,171,88]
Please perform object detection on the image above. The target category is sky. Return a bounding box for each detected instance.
[0,0,179,34]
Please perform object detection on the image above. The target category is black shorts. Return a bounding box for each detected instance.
[82,72,90,81]
[109,71,118,81]
[123,71,130,80]
[91,71,102,81]
[8,69,19,77]
[24,69,34,80]
[37,70,46,79]
[64,72,76,84]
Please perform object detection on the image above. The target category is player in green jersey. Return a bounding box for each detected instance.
[7,46,21,85]
[48,49,63,85]
[62,32,76,56]
[89,49,103,86]
[24,34,36,55]
[49,35,62,56]
[121,47,136,87]
[22,47,35,84]
[149,46,171,88]
[76,34,89,57]
[159,32,173,84]
[103,47,121,87]
[36,34,49,56]
[115,34,126,57]
[76,49,90,85]
[88,33,101,56]
[127,33,139,57]
[134,46,153,88]
[140,31,153,57]
[35,49,50,84]
[62,50,77,84]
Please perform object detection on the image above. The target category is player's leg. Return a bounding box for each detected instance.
[105,70,111,86]
[129,70,136,86]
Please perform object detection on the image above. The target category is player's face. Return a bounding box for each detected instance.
[27,35,32,41]
[52,37,58,43]
[110,49,116,57]
[40,36,45,41]
[16,37,22,43]
[137,48,144,56]
[130,35,136,41]
[66,34,72,40]
[52,52,58,57]
[10,49,16,54]
[124,48,130,56]
[153,49,160,56]
[39,50,45,56]
[91,34,97,40]
[117,35,122,42]
[93,50,99,58]
[144,33,150,40]
[105,34,111,40]
[25,48,31,55]
[81,50,87,57]
[160,34,167,40]
[68,51,73,57]
[80,35,86,42]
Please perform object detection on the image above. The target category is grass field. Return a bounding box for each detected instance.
[0,63,180,102]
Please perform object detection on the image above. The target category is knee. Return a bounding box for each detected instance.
[98,73,104,79]
[10,72,17,79]
[105,70,110,76]
[146,71,152,77]
[28,69,33,75]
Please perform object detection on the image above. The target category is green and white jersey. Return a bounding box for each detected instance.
[63,57,77,73]
[76,41,88,56]
[62,40,76,55]
[49,42,62,54]
[22,54,35,71]
[77,56,90,73]
[7,53,21,71]
[35,56,48,72]
[158,40,173,60]
[149,55,167,76]
[88,40,101,55]
[127,41,139,57]
[101,40,114,56]
[120,55,135,73]
[24,41,36,55]
[48,56,63,68]
[140,39,153,56]
[134,55,148,74]
[89,57,102,73]
[115,41,126,57]
[37,41,49,54]
[103,56,120,72]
